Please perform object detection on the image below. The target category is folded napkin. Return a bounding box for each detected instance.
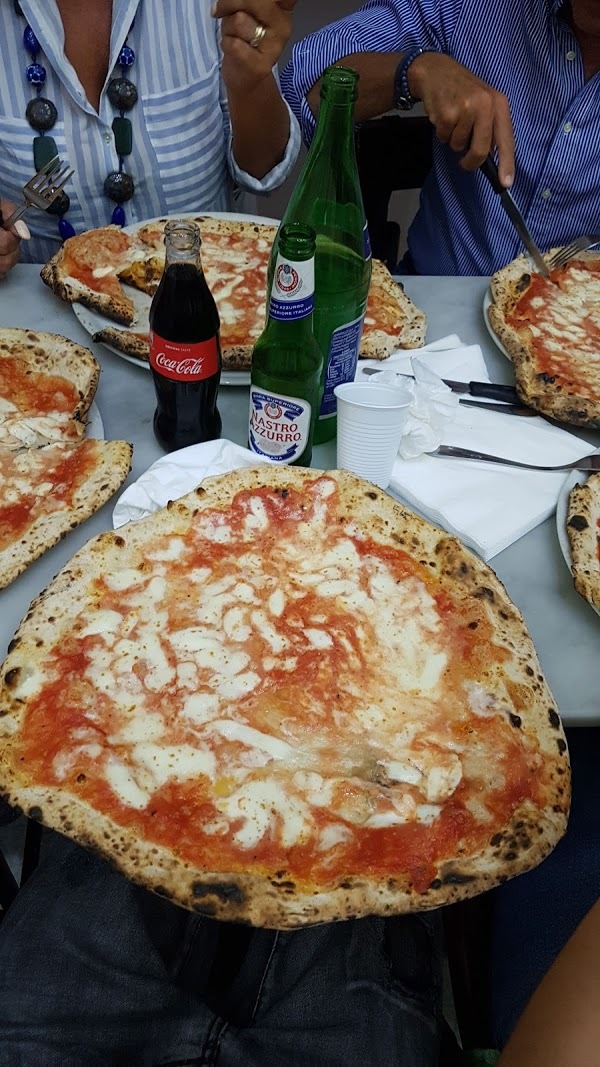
[113,439,272,528]
[356,336,589,560]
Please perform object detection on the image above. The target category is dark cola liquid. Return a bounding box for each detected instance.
[150,262,222,452]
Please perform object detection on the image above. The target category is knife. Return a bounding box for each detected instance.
[458,398,537,417]
[480,155,550,279]
[362,367,520,404]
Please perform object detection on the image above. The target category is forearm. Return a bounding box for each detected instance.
[499,898,600,1067]
[306,52,403,122]
[228,73,290,180]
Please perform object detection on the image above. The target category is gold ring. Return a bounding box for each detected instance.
[250,23,267,48]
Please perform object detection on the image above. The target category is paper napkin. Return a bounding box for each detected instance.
[113,439,272,528]
[356,337,589,560]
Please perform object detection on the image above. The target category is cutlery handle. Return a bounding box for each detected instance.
[480,154,503,195]
[469,380,520,404]
[435,446,535,468]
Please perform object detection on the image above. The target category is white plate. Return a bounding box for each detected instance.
[86,400,104,440]
[73,210,280,387]
[555,450,600,617]
[482,288,512,361]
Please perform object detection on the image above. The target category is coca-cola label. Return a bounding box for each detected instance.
[269,253,315,322]
[248,388,311,462]
[149,331,219,382]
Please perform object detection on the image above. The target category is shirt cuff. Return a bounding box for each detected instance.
[228,96,301,195]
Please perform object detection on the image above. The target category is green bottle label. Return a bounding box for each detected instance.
[319,314,365,419]
[269,254,315,322]
[248,388,312,463]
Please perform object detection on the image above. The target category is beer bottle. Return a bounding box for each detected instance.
[272,66,372,444]
[149,220,222,452]
[249,223,323,466]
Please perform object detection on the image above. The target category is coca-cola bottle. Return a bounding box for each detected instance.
[149,220,222,451]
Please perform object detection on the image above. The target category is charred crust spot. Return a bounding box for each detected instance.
[429,879,442,890]
[525,666,534,676]
[509,713,522,729]
[553,804,563,813]
[113,536,126,547]
[516,273,531,292]
[504,850,517,861]
[195,487,206,497]
[76,773,86,783]
[548,709,561,729]
[556,766,565,775]
[7,637,20,653]
[28,806,42,821]
[442,872,475,886]
[339,880,353,890]
[468,621,478,630]
[192,881,245,905]
[192,901,217,916]
[3,668,20,687]
[26,332,38,341]
[490,833,503,846]
[365,491,378,500]
[567,514,588,531]
[499,610,509,620]
[557,739,567,755]
[460,562,469,575]
[475,586,495,602]
[271,880,295,891]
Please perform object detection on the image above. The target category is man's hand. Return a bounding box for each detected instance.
[213,0,296,95]
[0,200,28,280]
[409,52,515,186]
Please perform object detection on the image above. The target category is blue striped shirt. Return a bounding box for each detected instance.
[0,0,300,263]
[282,0,600,275]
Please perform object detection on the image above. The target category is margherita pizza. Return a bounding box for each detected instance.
[567,472,600,612]
[0,467,569,927]
[488,251,600,426]
[0,328,133,589]
[41,218,426,369]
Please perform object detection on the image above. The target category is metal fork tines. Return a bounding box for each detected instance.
[1,157,74,230]
[547,234,600,271]
[434,445,600,472]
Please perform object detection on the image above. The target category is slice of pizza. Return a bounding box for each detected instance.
[0,438,132,589]
[0,328,99,449]
[488,250,600,427]
[567,472,600,611]
[362,260,426,358]
[41,226,141,326]
[0,467,569,928]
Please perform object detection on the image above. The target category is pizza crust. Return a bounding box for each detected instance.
[488,250,600,427]
[0,467,569,927]
[566,472,600,611]
[0,441,133,590]
[0,328,100,448]
[361,261,427,358]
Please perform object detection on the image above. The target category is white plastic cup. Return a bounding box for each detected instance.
[334,380,413,489]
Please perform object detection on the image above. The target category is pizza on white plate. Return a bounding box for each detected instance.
[0,467,569,927]
[487,250,600,426]
[566,471,600,612]
[41,218,427,369]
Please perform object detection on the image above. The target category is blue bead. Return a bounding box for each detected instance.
[111,204,126,227]
[26,63,46,86]
[23,25,39,55]
[58,218,76,240]
[118,44,135,68]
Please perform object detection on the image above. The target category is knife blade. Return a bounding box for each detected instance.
[480,156,550,279]
[362,367,520,404]
[459,398,537,417]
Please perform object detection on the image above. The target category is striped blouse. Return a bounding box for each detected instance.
[282,0,600,275]
[0,0,299,263]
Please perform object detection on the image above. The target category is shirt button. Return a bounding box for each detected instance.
[104,132,112,144]
[566,50,576,60]
[563,121,573,134]
[541,188,552,200]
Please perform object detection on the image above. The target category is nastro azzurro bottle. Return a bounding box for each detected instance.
[270,66,372,444]
[249,224,323,466]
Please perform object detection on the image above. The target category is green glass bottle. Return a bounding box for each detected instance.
[272,66,372,444]
[248,223,323,466]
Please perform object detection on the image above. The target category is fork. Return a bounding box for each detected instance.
[434,445,600,472]
[547,234,600,271]
[0,157,74,231]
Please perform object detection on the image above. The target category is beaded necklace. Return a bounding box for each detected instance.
[14,0,137,238]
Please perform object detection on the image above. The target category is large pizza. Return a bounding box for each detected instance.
[487,250,600,426]
[567,471,600,612]
[0,467,569,927]
[41,218,426,369]
[0,328,132,589]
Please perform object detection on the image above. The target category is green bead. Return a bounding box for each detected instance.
[33,135,57,171]
[112,116,132,157]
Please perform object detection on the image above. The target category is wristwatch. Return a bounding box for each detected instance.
[393,47,430,110]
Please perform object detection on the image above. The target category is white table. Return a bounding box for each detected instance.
[1,265,598,724]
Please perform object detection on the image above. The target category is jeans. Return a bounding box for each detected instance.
[0,833,443,1066]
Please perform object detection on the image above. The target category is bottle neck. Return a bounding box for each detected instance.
[310,89,356,159]
[163,240,202,271]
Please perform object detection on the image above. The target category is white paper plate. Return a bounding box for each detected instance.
[555,450,600,617]
[87,401,104,439]
[482,288,512,361]
[74,210,280,387]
